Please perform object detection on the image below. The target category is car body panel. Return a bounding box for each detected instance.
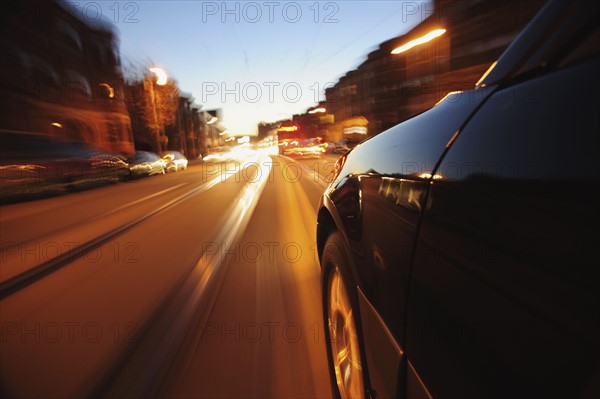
[318,90,498,399]
[317,1,600,397]
[357,286,403,399]
[407,55,600,398]
[319,87,496,354]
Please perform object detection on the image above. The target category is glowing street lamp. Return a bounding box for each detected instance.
[148,67,168,151]
[149,67,168,85]
[98,83,115,98]
[391,29,447,55]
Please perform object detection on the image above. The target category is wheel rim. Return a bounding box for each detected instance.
[327,266,364,398]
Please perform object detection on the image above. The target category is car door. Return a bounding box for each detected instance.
[340,86,495,398]
[405,45,600,397]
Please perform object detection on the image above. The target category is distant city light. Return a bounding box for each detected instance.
[308,107,326,114]
[344,126,367,135]
[51,122,62,128]
[277,126,298,132]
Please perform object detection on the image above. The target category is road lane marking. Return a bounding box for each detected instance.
[91,183,189,221]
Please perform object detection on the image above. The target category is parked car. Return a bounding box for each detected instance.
[160,150,188,172]
[127,151,166,178]
[0,130,129,203]
[317,1,600,398]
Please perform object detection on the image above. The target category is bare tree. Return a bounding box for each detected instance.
[124,67,180,153]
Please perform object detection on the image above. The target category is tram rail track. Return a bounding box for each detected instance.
[0,161,251,299]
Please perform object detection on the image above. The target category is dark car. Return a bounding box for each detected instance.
[160,150,188,172]
[0,130,129,203]
[127,151,167,178]
[316,1,600,398]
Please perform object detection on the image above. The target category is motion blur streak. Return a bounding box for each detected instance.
[0,162,244,396]
[95,156,273,397]
[0,165,244,293]
[0,156,335,397]
[167,156,331,398]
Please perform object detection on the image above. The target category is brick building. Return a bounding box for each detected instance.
[322,0,546,143]
[0,0,134,154]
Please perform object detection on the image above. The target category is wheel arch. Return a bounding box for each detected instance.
[317,205,337,264]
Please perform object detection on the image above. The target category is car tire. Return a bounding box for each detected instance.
[322,231,369,399]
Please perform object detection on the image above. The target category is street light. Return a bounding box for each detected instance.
[148,67,168,152]
[308,107,326,114]
[207,116,218,125]
[391,28,446,55]
[149,67,168,85]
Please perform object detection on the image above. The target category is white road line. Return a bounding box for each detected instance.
[91,183,189,220]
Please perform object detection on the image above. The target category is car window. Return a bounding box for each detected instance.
[555,21,600,69]
[506,1,599,86]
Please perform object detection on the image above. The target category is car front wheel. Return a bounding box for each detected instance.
[322,231,367,399]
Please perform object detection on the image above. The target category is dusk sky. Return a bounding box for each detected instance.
[102,1,434,135]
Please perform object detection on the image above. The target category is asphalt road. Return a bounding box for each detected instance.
[0,153,341,398]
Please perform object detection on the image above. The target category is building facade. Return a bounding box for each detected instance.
[321,0,546,143]
[0,0,134,154]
